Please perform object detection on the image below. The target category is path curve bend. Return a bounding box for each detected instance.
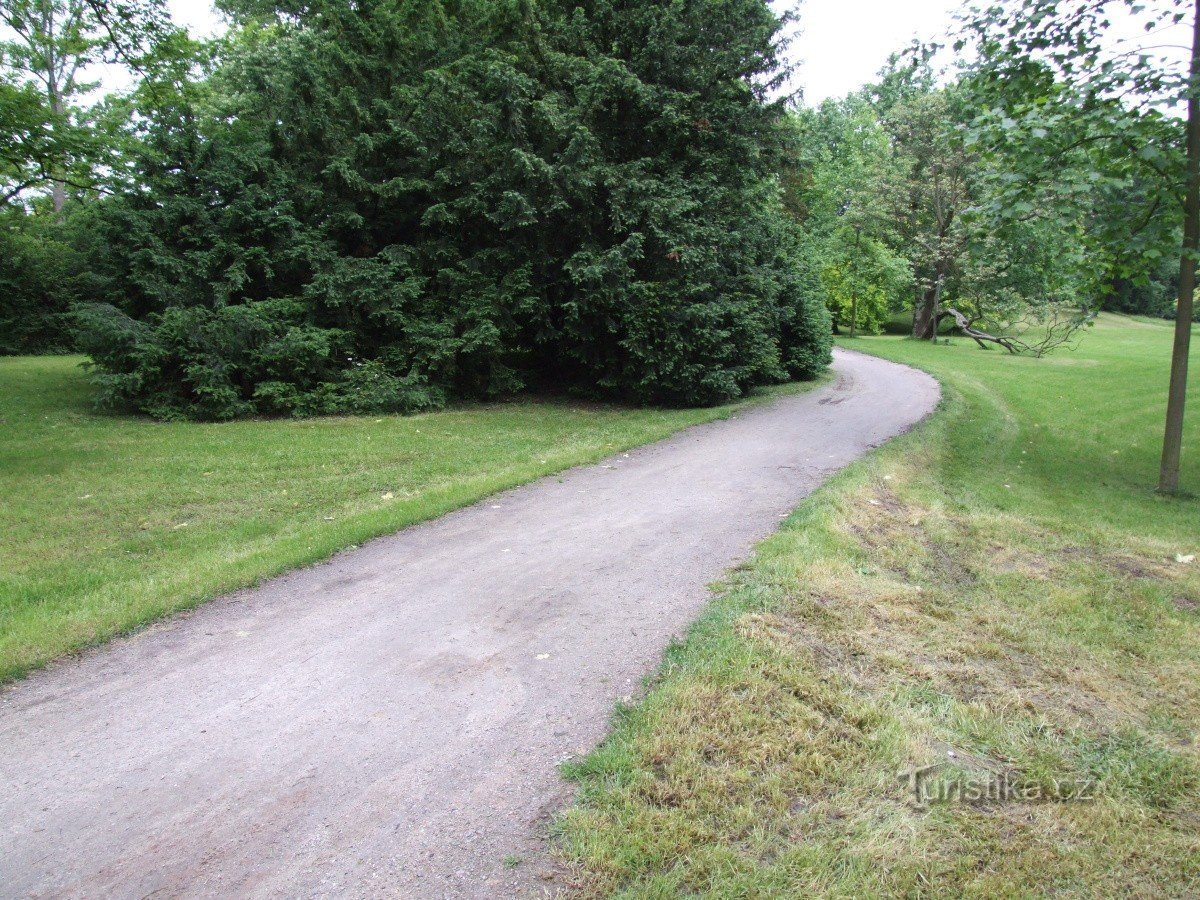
[0,348,939,899]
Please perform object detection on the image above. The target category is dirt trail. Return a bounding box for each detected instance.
[0,348,939,899]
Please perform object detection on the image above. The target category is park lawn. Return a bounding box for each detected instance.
[0,357,807,683]
[555,314,1200,898]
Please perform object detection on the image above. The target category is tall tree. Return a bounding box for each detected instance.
[788,96,912,335]
[76,0,832,420]
[884,89,975,340]
[963,0,1197,492]
[1172,2,1199,494]
[0,0,171,208]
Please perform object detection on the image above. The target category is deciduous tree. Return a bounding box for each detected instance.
[962,0,1197,492]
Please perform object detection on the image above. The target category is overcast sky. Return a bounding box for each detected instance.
[788,0,966,103]
[167,0,224,38]
[164,0,968,105]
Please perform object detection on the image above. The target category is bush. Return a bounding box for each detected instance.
[78,0,833,420]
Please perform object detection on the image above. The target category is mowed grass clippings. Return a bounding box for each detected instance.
[555,314,1200,898]
[0,356,819,682]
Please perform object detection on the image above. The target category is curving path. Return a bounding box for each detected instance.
[0,348,939,899]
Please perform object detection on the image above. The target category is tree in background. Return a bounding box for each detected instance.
[881,88,976,340]
[962,0,1196,492]
[0,0,182,353]
[0,0,98,209]
[790,60,1089,351]
[820,235,911,335]
[790,96,912,335]
[0,0,173,208]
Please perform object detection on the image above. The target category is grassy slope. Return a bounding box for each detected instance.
[556,314,1200,898]
[0,357,812,683]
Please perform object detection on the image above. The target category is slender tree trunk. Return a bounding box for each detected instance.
[1159,0,1200,494]
[850,227,861,337]
[46,25,66,215]
[933,274,943,338]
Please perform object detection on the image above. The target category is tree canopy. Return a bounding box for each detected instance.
[959,0,1197,492]
[44,0,833,418]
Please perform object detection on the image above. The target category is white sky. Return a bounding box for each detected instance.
[119,0,1196,109]
[168,0,224,38]
[164,0,968,106]
[787,0,967,103]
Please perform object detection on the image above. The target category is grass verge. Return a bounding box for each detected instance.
[555,315,1200,897]
[0,357,816,683]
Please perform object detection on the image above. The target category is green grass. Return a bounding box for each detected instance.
[555,314,1200,898]
[0,356,813,683]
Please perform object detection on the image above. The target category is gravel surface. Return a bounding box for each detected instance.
[0,348,939,899]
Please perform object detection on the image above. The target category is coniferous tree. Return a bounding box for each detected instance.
[78,0,832,419]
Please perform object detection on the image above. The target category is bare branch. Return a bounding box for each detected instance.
[939,305,1096,356]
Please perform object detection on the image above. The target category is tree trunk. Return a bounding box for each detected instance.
[849,227,861,337]
[47,38,66,215]
[49,92,66,214]
[912,274,943,340]
[1159,0,1200,494]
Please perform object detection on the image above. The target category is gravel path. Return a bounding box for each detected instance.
[0,348,939,899]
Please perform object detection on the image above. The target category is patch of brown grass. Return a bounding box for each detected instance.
[556,461,1200,899]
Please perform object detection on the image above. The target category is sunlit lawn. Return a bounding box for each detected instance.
[0,357,802,682]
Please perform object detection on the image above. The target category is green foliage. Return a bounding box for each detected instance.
[0,0,178,206]
[788,76,1084,342]
[788,96,914,334]
[0,0,202,354]
[0,208,82,352]
[74,0,831,419]
[1105,260,1183,320]
[820,229,912,334]
[959,1,1189,317]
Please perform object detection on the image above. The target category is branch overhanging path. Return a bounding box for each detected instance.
[0,349,939,899]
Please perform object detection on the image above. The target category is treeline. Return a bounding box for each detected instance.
[2,0,832,419]
[2,0,1194,421]
[785,55,1188,341]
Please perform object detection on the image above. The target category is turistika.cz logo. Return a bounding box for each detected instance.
[898,762,1097,806]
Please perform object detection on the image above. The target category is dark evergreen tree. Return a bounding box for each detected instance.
[78,0,832,419]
